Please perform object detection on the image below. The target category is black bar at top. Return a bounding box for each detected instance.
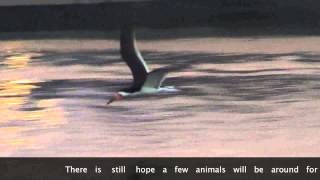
[0,0,320,32]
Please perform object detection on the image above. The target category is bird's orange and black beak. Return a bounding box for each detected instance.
[107,93,123,105]
[106,97,114,105]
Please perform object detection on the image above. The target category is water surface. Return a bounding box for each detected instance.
[1,33,320,156]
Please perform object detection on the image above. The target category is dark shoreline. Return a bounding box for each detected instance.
[0,0,320,33]
[0,27,319,41]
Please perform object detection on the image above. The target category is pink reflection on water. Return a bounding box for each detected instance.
[0,33,320,157]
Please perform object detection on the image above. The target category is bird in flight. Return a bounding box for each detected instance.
[107,25,178,105]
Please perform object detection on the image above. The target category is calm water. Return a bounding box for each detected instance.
[1,33,320,156]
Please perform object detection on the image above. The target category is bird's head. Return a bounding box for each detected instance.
[107,92,126,105]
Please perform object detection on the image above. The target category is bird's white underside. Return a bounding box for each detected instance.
[119,86,179,97]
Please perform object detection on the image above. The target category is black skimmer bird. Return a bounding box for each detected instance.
[107,25,178,105]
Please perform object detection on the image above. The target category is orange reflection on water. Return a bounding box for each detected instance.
[4,54,32,69]
[2,50,42,69]
[1,80,35,97]
[0,79,67,153]
[0,80,38,121]
[0,49,66,122]
[0,51,66,154]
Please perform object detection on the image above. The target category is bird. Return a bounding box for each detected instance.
[107,25,178,105]
[107,69,178,105]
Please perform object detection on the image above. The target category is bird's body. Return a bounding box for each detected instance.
[117,86,178,98]
[107,25,178,104]
[126,85,178,95]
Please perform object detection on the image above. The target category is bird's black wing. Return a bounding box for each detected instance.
[120,25,149,91]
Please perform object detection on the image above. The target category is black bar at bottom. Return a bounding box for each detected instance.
[0,158,320,180]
